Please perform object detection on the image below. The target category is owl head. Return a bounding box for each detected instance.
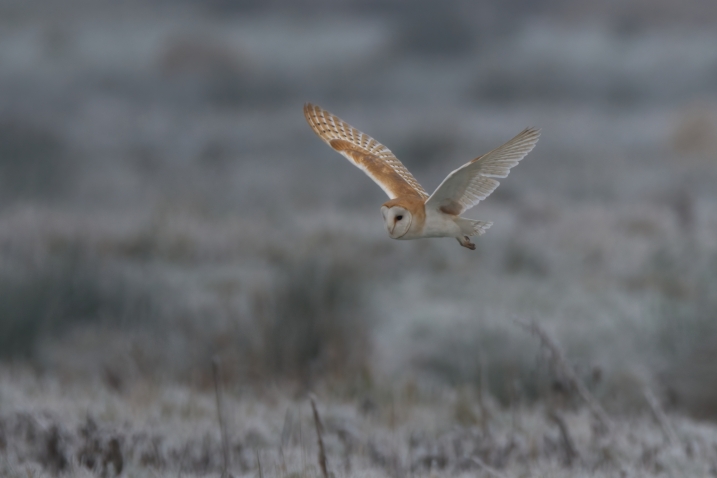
[381,204,412,238]
[381,196,425,239]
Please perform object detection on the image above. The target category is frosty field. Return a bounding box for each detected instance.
[1,0,717,476]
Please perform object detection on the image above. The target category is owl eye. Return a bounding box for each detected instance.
[396,215,403,221]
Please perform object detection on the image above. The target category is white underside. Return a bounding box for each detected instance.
[400,208,463,240]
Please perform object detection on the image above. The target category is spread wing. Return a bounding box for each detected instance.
[426,128,540,215]
[304,103,428,199]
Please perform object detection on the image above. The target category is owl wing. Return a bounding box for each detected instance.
[425,128,540,215]
[304,103,428,200]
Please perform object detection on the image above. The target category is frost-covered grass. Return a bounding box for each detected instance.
[1,367,717,477]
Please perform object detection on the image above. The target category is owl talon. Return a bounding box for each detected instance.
[458,236,476,250]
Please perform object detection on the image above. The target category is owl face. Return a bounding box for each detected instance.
[381,205,412,238]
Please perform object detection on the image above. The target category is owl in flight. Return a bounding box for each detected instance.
[304,103,540,250]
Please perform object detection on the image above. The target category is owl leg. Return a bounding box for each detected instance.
[457,236,476,250]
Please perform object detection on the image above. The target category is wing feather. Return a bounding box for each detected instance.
[304,103,428,199]
[426,128,540,215]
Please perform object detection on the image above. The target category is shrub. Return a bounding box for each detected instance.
[0,118,74,202]
[410,319,549,405]
[250,254,372,385]
[0,247,155,359]
[649,247,717,418]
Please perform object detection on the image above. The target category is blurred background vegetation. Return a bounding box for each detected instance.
[1,0,716,419]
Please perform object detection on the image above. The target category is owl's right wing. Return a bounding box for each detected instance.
[425,128,540,215]
[304,103,428,200]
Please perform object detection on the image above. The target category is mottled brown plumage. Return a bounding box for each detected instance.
[304,104,428,199]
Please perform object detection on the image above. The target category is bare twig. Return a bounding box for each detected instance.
[515,319,613,434]
[548,409,579,466]
[643,386,677,444]
[309,394,329,478]
[471,457,509,478]
[212,356,230,478]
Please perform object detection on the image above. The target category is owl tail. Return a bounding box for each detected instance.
[456,218,493,237]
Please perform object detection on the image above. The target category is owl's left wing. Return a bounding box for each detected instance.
[304,103,428,200]
[425,128,540,215]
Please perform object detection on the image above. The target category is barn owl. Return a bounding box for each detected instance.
[304,103,540,249]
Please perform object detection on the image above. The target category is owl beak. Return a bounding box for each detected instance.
[381,206,392,234]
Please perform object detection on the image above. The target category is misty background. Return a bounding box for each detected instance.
[2,0,717,423]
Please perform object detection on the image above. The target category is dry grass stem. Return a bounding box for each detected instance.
[309,394,329,478]
[515,319,614,434]
[477,350,491,433]
[255,449,264,478]
[212,355,231,478]
[643,386,677,444]
[548,409,580,465]
[279,408,293,477]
